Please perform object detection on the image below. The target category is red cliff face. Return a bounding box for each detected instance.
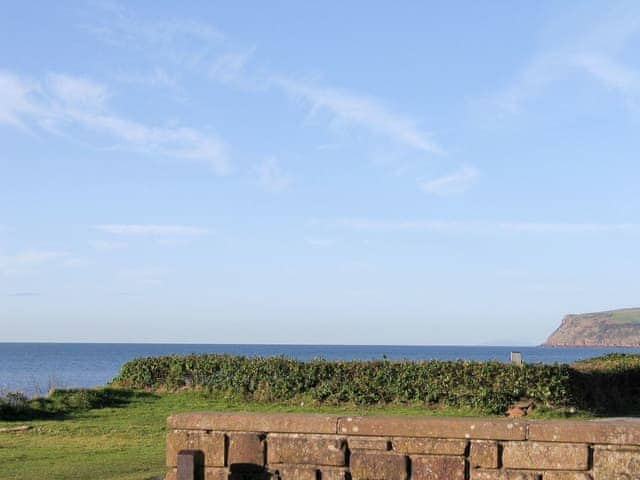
[544,308,640,347]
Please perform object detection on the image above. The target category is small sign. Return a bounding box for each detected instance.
[510,351,523,365]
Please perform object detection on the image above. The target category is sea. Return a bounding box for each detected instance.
[2,343,640,397]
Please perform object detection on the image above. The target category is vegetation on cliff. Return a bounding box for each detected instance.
[544,308,640,346]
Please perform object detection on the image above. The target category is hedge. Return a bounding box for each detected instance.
[110,353,640,415]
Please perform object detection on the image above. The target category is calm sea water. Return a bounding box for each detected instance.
[2,343,640,396]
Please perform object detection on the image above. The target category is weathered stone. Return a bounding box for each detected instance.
[348,436,390,450]
[350,451,408,480]
[502,442,588,470]
[267,434,346,466]
[177,450,203,480]
[470,440,499,469]
[205,468,231,480]
[592,447,640,479]
[471,471,541,480]
[528,418,640,445]
[227,432,264,468]
[542,472,592,480]
[166,431,225,467]
[393,437,466,455]
[411,455,465,480]
[271,465,317,480]
[320,467,349,480]
[168,412,339,434]
[338,416,526,440]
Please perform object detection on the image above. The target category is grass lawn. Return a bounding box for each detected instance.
[0,389,498,480]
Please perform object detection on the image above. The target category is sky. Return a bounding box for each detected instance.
[1,1,639,345]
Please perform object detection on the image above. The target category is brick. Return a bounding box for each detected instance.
[168,412,339,434]
[338,416,526,440]
[542,473,592,480]
[348,436,390,450]
[412,455,465,480]
[393,437,466,455]
[167,431,225,467]
[320,468,349,480]
[527,418,640,445]
[205,468,231,480]
[592,447,640,478]
[470,471,541,480]
[227,432,264,468]
[270,465,317,480]
[267,434,346,466]
[502,442,588,470]
[470,440,499,469]
[350,451,408,480]
[177,450,203,480]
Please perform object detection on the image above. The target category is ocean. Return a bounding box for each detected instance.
[2,343,640,397]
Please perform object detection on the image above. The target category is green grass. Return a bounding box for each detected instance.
[610,308,640,324]
[0,388,497,480]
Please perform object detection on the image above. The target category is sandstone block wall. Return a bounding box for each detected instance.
[165,412,640,479]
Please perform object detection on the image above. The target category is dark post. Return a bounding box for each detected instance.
[177,449,204,480]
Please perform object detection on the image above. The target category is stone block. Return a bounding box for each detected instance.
[470,471,541,480]
[592,447,640,479]
[350,451,408,480]
[411,455,465,480]
[227,432,265,468]
[469,440,499,469]
[320,467,349,480]
[502,442,588,470]
[177,450,203,480]
[393,437,467,455]
[542,473,593,480]
[167,431,225,467]
[271,465,317,480]
[168,412,339,434]
[338,416,526,440]
[527,419,640,445]
[348,436,390,450]
[205,469,231,480]
[267,434,346,466]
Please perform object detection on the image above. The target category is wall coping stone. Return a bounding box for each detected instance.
[528,418,640,445]
[169,412,640,445]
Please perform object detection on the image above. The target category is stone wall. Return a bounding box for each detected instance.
[165,412,640,479]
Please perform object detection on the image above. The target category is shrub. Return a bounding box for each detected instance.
[111,354,577,414]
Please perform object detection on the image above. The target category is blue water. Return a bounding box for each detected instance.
[2,343,640,396]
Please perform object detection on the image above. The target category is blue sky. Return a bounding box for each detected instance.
[1,1,639,344]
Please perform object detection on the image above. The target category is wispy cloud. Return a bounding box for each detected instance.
[89,240,128,251]
[274,76,443,154]
[420,166,479,195]
[305,237,334,249]
[0,70,230,174]
[86,1,223,52]
[113,68,179,90]
[491,8,640,114]
[315,218,640,234]
[253,157,293,192]
[5,292,43,297]
[0,250,71,275]
[94,224,210,235]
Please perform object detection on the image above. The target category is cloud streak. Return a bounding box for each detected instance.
[421,166,479,195]
[316,218,640,235]
[0,250,71,275]
[94,224,210,235]
[0,70,230,174]
[274,76,443,154]
[253,157,292,192]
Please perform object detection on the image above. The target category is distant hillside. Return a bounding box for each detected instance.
[544,308,640,346]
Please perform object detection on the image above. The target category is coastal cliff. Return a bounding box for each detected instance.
[544,308,640,346]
